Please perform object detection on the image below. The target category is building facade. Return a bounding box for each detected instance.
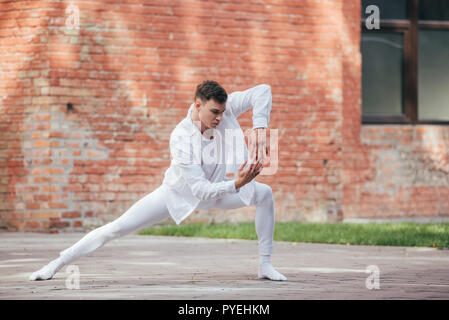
[0,0,448,233]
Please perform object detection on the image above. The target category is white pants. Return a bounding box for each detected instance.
[58,182,275,266]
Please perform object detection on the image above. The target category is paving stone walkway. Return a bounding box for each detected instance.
[1,232,448,299]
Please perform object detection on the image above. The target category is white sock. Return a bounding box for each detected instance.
[29,257,65,281]
[258,255,287,281]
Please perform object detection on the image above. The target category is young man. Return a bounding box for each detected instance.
[29,80,287,282]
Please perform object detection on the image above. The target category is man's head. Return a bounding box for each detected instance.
[193,80,227,129]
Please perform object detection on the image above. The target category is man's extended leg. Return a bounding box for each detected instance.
[214,182,287,281]
[29,185,171,280]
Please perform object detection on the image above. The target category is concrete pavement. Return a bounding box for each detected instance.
[1,232,449,299]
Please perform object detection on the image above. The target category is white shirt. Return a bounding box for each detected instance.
[161,84,272,225]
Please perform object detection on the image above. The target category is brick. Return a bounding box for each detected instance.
[49,218,70,229]
[73,220,83,228]
[25,221,40,229]
[26,203,40,210]
[62,211,81,219]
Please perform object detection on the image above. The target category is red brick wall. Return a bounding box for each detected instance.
[1,1,446,233]
[343,126,449,221]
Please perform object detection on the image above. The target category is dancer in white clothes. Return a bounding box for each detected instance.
[29,80,287,281]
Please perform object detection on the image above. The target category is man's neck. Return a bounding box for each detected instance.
[190,109,205,134]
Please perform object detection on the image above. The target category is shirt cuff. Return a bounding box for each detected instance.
[252,117,268,129]
[223,179,238,195]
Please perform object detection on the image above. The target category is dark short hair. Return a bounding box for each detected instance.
[194,80,227,104]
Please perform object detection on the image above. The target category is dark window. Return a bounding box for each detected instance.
[361,33,404,116]
[361,0,408,19]
[361,0,449,124]
[418,30,449,121]
[419,0,449,20]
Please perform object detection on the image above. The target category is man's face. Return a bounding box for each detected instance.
[195,98,226,129]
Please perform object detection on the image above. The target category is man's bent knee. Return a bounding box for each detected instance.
[255,183,273,205]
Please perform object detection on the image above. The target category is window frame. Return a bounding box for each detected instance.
[360,0,449,125]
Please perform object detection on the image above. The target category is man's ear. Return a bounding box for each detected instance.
[194,98,201,110]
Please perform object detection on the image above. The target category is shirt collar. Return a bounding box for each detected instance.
[180,103,197,136]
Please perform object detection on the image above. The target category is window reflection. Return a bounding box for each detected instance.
[361,33,404,116]
[418,30,449,121]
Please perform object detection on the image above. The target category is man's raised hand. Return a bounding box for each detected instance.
[234,160,263,190]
